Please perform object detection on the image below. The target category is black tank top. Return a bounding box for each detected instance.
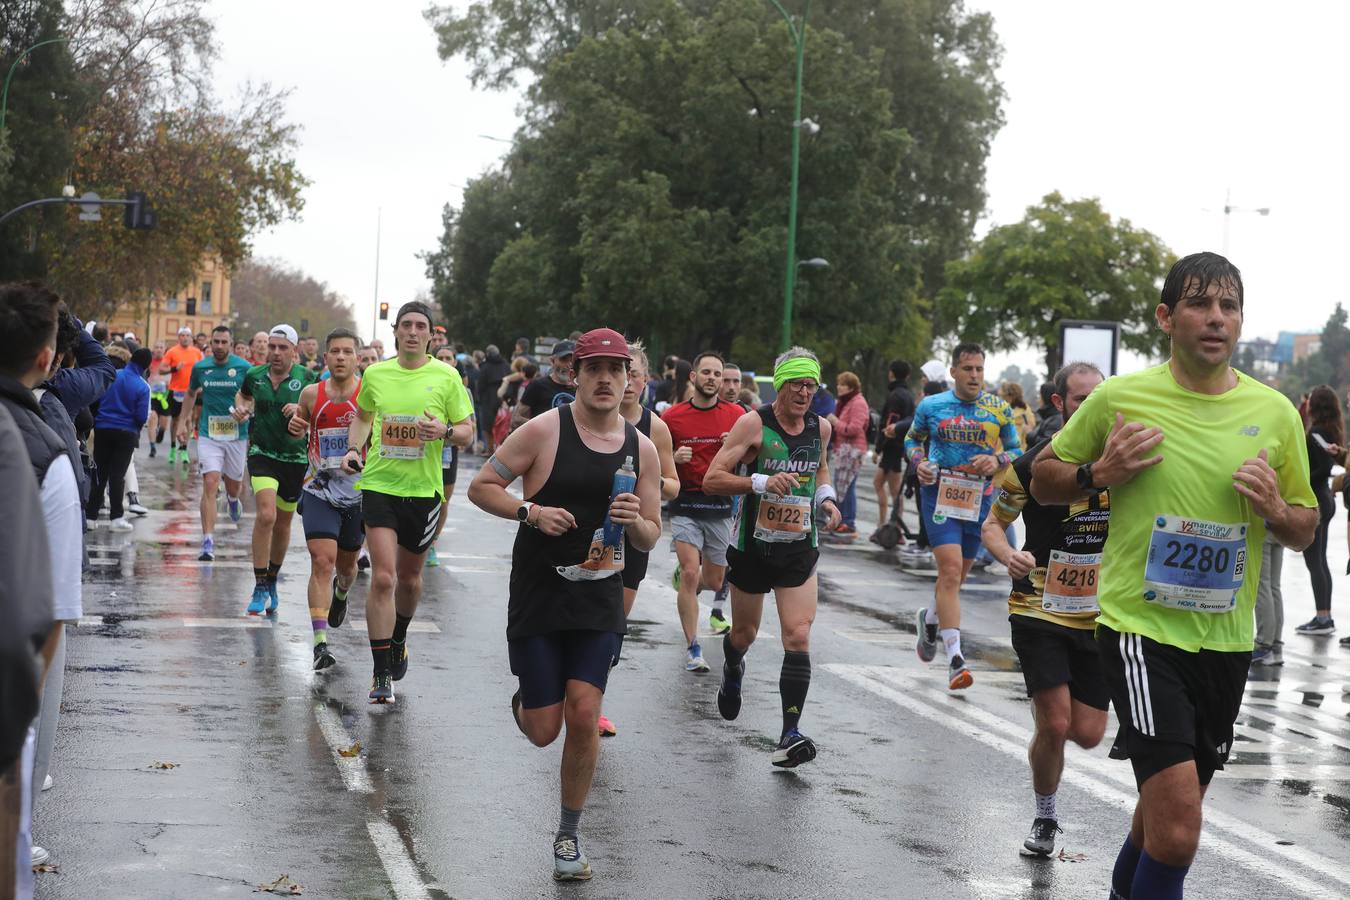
[508,405,639,639]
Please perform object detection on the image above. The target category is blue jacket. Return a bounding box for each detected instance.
[94,362,150,434]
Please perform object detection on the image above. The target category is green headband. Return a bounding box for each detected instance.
[773,356,822,391]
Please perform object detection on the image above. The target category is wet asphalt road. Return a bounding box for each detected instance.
[33,445,1350,899]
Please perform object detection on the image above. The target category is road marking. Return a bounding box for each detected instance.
[366,820,433,900]
[823,664,1348,897]
[313,704,373,794]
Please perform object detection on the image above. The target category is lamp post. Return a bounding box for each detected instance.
[1220,188,1270,256]
[1,37,70,133]
[766,0,813,352]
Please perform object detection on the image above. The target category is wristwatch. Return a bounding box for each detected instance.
[516,502,535,525]
[1075,463,1095,491]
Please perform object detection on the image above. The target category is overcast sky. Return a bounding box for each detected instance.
[214,1,1341,373]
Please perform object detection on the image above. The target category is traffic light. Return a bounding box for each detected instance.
[122,191,157,230]
[378,302,389,320]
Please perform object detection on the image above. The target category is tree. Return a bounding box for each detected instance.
[229,258,357,341]
[1279,303,1350,400]
[995,363,1040,399]
[936,192,1174,378]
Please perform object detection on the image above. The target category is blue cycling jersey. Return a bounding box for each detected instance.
[904,389,1023,474]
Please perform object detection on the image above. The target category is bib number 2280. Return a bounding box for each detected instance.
[1142,516,1246,613]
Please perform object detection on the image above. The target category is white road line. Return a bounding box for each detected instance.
[313,704,373,794]
[823,664,1348,897]
[366,820,433,900]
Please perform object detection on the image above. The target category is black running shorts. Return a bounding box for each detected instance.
[621,542,649,590]
[1097,624,1249,788]
[725,546,819,595]
[361,490,440,555]
[878,444,905,474]
[1009,614,1109,710]
[247,454,307,505]
[509,629,622,709]
[442,444,458,486]
[299,492,364,552]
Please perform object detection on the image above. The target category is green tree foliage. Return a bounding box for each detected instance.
[1280,304,1350,399]
[423,0,1003,378]
[229,258,357,342]
[937,192,1174,378]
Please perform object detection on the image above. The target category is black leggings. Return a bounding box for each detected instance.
[1303,491,1335,613]
[89,428,138,521]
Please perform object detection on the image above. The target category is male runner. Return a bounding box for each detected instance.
[147,341,169,457]
[980,361,1108,857]
[159,327,203,465]
[907,343,1022,690]
[1032,252,1317,899]
[290,328,363,671]
[340,301,474,703]
[234,324,316,615]
[358,346,379,373]
[704,347,842,768]
[662,351,745,669]
[468,327,661,882]
[512,340,575,428]
[179,325,250,561]
[249,331,269,366]
[720,363,743,406]
[874,360,916,536]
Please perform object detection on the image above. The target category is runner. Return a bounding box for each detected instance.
[159,327,203,466]
[289,328,364,671]
[720,362,744,406]
[424,346,467,569]
[234,324,316,615]
[358,345,379,374]
[249,331,269,367]
[873,360,915,539]
[980,361,1109,857]
[147,340,169,458]
[179,325,251,561]
[340,301,474,704]
[1031,252,1318,899]
[467,327,661,882]
[906,343,1022,690]
[662,352,745,669]
[703,346,842,768]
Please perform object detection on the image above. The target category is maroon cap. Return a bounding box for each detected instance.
[572,328,632,362]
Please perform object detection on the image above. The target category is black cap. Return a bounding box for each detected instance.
[551,339,576,358]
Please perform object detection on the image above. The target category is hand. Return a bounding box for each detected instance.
[340,449,363,475]
[883,423,897,439]
[281,402,299,419]
[765,472,799,495]
[969,454,1000,477]
[872,451,879,464]
[175,426,188,445]
[533,505,577,537]
[1007,550,1037,580]
[1327,443,1343,459]
[673,445,693,464]
[231,405,250,422]
[827,413,839,426]
[1233,448,1285,520]
[417,410,445,441]
[1092,413,1164,488]
[287,411,309,436]
[608,491,642,527]
[917,459,938,486]
[820,498,842,532]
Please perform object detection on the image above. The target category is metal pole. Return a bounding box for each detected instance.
[766,0,810,352]
[1,38,70,133]
[371,207,382,344]
[1222,187,1231,257]
[0,195,131,228]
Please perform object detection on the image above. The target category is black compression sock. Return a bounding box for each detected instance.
[371,639,391,674]
[723,633,747,669]
[392,613,413,644]
[266,561,282,584]
[254,567,269,587]
[155,428,164,444]
[780,650,811,736]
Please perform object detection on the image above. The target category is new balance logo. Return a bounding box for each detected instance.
[1238,425,1260,437]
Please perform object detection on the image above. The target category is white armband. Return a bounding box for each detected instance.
[815,484,837,507]
[750,473,770,495]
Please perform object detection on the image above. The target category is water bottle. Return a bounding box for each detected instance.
[603,455,637,547]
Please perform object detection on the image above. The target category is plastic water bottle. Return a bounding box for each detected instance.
[603,455,637,547]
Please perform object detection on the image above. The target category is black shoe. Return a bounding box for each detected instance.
[369,672,395,704]
[327,577,348,628]
[313,642,336,671]
[148,443,157,458]
[717,659,745,721]
[390,639,409,681]
[771,729,817,768]
[357,554,371,571]
[1023,817,1061,856]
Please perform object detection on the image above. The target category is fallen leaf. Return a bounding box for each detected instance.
[32,863,58,873]
[254,874,303,894]
[1057,849,1088,863]
[337,741,361,759]
[149,761,179,769]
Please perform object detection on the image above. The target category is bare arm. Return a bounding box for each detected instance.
[703,412,772,496]
[177,388,201,440]
[287,383,319,437]
[815,418,842,531]
[610,436,662,552]
[468,412,576,535]
[648,416,681,501]
[1032,413,1165,505]
[448,416,475,448]
[341,406,375,474]
[1234,448,1319,551]
[981,507,1036,578]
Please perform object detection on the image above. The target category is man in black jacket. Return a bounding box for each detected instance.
[872,360,915,535]
[476,344,512,453]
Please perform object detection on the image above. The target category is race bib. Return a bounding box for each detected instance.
[934,470,987,523]
[380,414,424,459]
[556,527,625,581]
[206,415,238,441]
[1042,550,1101,614]
[172,391,186,402]
[1142,516,1246,613]
[441,442,455,468]
[318,427,348,469]
[754,493,812,543]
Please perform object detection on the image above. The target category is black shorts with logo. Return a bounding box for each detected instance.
[725,546,819,595]
[361,489,441,554]
[1009,614,1109,710]
[1097,624,1250,789]
[247,454,307,505]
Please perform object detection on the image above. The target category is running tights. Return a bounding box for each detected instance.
[1303,492,1335,614]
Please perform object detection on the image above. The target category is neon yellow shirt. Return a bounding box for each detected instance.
[1051,363,1316,652]
[356,358,475,499]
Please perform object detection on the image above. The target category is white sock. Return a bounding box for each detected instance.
[203,532,213,540]
[1036,792,1057,821]
[940,628,961,660]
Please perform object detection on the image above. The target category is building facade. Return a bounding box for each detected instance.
[107,257,231,346]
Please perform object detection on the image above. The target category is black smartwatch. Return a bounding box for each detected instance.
[1075,463,1095,491]
[516,502,534,524]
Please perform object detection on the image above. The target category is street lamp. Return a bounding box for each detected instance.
[1218,188,1270,256]
[1,37,70,133]
[766,0,814,352]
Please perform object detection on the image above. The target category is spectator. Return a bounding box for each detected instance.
[1252,532,1286,666]
[999,382,1037,447]
[672,358,693,405]
[1293,385,1343,637]
[874,360,916,538]
[1034,381,1055,425]
[476,344,512,453]
[827,371,870,540]
[512,336,533,363]
[87,347,152,531]
[513,339,575,429]
[497,356,532,407]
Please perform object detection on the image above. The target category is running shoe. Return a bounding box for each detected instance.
[369,672,395,704]
[1294,616,1335,635]
[1250,647,1284,667]
[553,833,592,882]
[265,580,279,614]
[686,643,710,673]
[949,655,974,691]
[709,609,731,635]
[126,493,149,517]
[511,690,528,736]
[227,496,242,523]
[41,774,52,792]
[1023,817,1061,856]
[30,845,49,866]
[149,443,157,458]
[1341,634,1350,647]
[313,642,336,671]
[425,547,439,568]
[108,517,134,532]
[597,714,617,737]
[717,658,745,721]
[167,445,177,464]
[328,577,348,628]
[915,608,937,663]
[198,535,214,562]
[180,448,191,467]
[246,585,268,616]
[771,729,817,768]
[390,640,410,681]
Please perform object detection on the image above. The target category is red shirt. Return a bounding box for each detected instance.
[661,398,746,518]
